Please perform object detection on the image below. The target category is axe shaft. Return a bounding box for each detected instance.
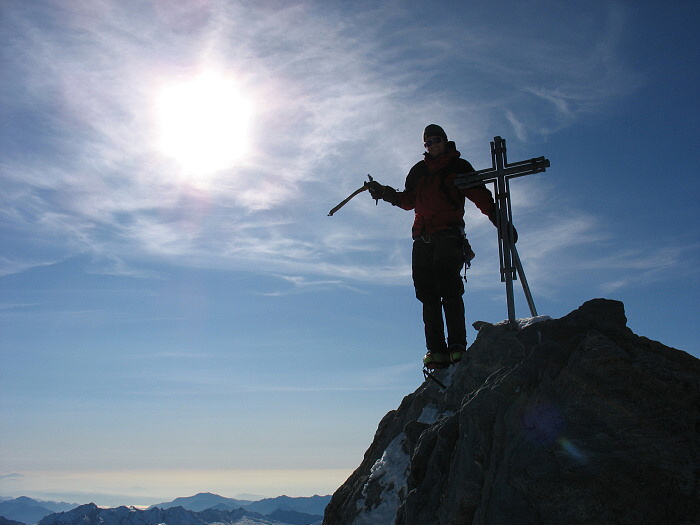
[327,175,374,216]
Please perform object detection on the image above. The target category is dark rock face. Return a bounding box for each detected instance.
[323,299,700,525]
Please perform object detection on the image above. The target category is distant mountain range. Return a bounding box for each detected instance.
[1,517,28,525]
[150,492,330,516]
[0,498,78,525]
[148,493,253,513]
[38,503,320,525]
[0,494,330,525]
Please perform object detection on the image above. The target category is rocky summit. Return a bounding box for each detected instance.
[323,299,699,525]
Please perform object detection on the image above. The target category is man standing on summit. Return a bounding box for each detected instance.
[367,124,498,370]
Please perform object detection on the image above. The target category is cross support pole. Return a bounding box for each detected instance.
[455,136,550,329]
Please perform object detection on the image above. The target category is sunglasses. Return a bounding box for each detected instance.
[424,136,444,148]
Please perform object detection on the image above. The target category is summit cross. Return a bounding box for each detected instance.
[455,136,550,329]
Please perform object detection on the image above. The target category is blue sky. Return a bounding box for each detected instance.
[1,0,699,508]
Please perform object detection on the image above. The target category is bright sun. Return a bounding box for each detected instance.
[156,72,253,175]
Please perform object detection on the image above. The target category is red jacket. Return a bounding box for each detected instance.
[390,142,495,238]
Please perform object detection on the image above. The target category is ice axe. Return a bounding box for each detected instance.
[327,174,375,216]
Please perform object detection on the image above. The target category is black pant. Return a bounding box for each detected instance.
[412,231,466,352]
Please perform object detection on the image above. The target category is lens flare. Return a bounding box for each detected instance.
[557,436,588,464]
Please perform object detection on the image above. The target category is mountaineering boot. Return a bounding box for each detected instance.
[423,350,451,370]
[449,344,465,364]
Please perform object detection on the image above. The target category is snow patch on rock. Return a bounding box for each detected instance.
[352,433,409,525]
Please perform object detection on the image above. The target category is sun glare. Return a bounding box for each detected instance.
[157,73,253,175]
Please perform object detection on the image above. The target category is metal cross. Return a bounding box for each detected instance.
[455,136,550,329]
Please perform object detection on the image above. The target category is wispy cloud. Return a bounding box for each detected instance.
[1,0,645,291]
[261,275,366,297]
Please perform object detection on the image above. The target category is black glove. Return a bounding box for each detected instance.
[489,209,518,243]
[510,224,518,244]
[367,181,398,205]
[366,180,385,200]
